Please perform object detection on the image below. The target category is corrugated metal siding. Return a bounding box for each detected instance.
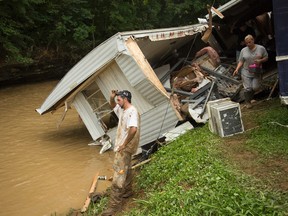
[72,92,105,140]
[36,35,123,114]
[134,79,168,106]
[78,59,177,144]
[96,61,154,114]
[115,54,146,86]
[139,100,180,146]
[163,121,194,142]
[116,54,168,106]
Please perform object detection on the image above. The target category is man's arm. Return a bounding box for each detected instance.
[110,90,117,109]
[117,126,137,152]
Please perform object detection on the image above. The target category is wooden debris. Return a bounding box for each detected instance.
[81,172,99,213]
[132,158,152,170]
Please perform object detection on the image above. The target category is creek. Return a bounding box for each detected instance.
[0,80,113,216]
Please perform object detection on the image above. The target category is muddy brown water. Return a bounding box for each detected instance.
[0,81,114,216]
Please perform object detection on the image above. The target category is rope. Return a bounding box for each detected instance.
[245,121,288,132]
[268,122,288,128]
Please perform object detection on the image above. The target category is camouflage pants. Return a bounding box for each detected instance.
[108,151,133,208]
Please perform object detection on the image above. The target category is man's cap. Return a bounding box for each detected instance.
[116,90,132,100]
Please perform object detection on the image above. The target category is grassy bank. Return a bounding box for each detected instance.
[82,98,288,215]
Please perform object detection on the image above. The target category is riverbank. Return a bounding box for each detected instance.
[0,59,75,87]
[81,97,288,215]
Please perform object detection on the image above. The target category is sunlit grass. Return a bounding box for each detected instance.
[80,98,288,216]
[245,102,288,157]
[127,125,288,215]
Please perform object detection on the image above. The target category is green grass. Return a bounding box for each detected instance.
[245,104,288,157]
[80,98,288,216]
[81,196,108,216]
[126,125,288,215]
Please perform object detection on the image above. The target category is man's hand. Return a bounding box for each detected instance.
[117,144,125,152]
[116,127,137,152]
[111,90,118,98]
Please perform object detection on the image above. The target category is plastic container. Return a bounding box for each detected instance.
[248,64,262,73]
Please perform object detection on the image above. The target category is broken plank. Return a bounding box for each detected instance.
[81,172,99,213]
[132,158,152,170]
[181,96,206,109]
[200,65,241,85]
[165,87,194,97]
[165,82,212,99]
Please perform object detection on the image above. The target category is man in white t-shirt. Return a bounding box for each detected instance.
[101,90,140,216]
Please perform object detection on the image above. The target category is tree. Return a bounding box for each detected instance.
[0,0,230,64]
[0,0,42,63]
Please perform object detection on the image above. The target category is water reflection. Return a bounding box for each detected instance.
[0,81,113,216]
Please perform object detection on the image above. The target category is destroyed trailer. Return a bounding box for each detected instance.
[36,24,224,154]
[37,0,279,154]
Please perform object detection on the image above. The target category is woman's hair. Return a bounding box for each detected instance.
[245,34,254,41]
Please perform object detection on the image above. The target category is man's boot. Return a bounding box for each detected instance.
[122,170,133,198]
[101,186,123,216]
[122,187,133,198]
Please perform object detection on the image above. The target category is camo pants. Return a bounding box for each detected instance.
[108,151,133,208]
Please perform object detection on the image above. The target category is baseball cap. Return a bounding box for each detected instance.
[116,90,132,100]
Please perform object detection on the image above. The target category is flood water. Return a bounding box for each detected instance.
[0,80,114,216]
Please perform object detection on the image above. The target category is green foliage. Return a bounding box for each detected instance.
[0,0,230,64]
[0,0,36,63]
[82,196,108,216]
[127,125,288,215]
[41,0,94,58]
[246,101,288,157]
[0,0,94,63]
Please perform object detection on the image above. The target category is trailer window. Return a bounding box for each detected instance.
[83,82,118,130]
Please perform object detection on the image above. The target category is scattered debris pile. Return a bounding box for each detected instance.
[159,46,244,124]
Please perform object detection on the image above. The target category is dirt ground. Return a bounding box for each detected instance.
[119,97,288,215]
[219,99,288,191]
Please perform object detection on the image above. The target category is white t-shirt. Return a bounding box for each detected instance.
[113,104,139,151]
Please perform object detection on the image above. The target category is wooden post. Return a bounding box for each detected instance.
[202,4,212,43]
[81,172,99,213]
[132,158,152,170]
